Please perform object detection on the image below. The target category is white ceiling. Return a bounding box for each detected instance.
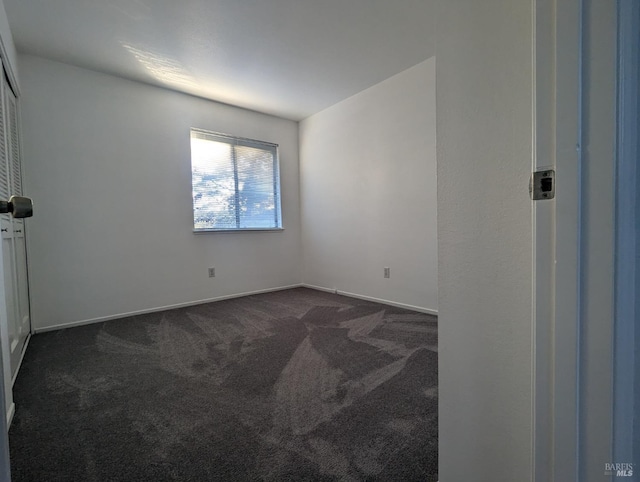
[3,0,435,120]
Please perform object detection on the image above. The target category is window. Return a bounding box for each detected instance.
[190,129,282,231]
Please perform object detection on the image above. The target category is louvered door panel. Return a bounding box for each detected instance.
[7,94,20,197]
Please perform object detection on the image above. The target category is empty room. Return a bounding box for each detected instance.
[0,0,442,480]
[0,0,612,481]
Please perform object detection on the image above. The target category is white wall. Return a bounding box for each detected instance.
[19,55,301,331]
[435,1,533,480]
[299,58,437,312]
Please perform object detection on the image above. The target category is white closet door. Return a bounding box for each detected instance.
[1,75,30,378]
[6,88,29,356]
[0,74,17,372]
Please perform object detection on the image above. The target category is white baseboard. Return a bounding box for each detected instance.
[33,284,304,333]
[302,284,438,315]
[33,282,435,334]
[11,332,31,386]
[6,402,14,428]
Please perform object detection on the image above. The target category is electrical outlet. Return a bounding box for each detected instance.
[384,267,390,278]
[208,267,215,278]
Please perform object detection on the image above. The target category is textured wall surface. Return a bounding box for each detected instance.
[300,58,437,312]
[19,55,301,331]
[435,1,534,480]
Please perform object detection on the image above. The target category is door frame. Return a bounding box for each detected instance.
[533,0,620,480]
[532,0,583,479]
[613,0,639,468]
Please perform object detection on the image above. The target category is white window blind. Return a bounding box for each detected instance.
[190,129,282,231]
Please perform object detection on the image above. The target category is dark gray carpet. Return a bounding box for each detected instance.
[9,287,438,481]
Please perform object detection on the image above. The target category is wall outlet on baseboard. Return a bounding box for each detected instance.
[384,267,390,278]
[208,267,215,278]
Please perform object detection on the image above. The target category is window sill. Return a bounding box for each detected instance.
[193,228,284,234]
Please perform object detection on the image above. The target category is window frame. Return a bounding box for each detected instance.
[190,128,283,233]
